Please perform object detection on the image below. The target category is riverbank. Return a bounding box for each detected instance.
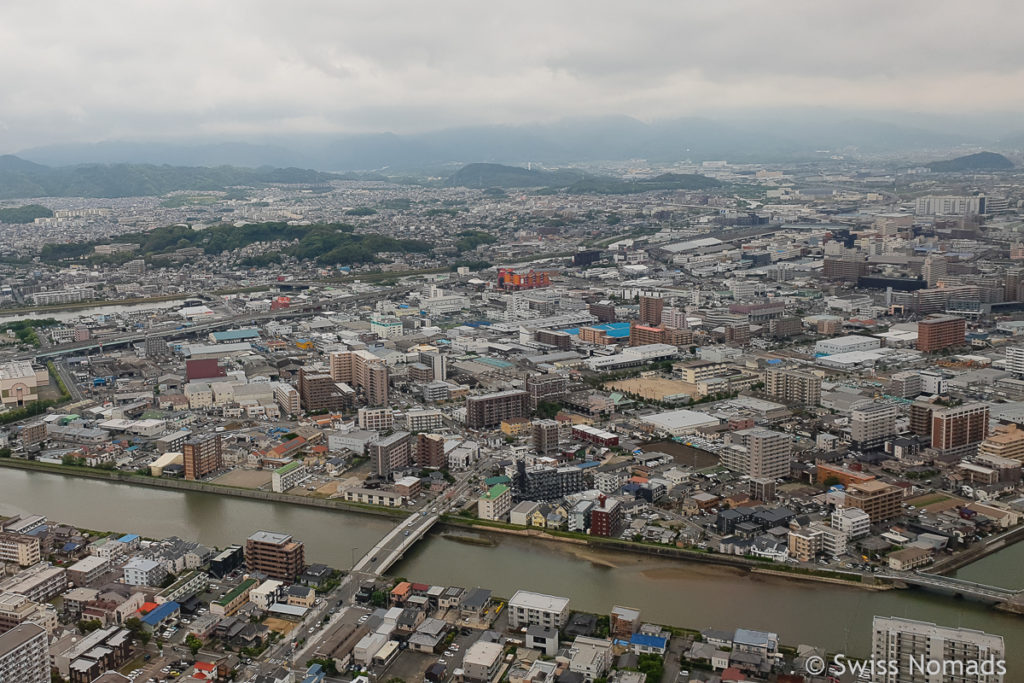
[0,457,406,521]
[933,524,1024,575]
[1,458,1014,601]
[436,516,882,590]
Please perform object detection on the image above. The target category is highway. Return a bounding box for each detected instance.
[12,285,413,362]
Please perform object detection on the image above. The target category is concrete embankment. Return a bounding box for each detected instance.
[0,458,404,521]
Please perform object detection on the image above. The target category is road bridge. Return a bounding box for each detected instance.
[879,571,1022,605]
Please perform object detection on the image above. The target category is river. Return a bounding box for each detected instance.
[0,469,1020,669]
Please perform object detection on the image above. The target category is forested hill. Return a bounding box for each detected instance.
[0,157,344,199]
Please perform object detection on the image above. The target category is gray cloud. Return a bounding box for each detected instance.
[2,0,1023,151]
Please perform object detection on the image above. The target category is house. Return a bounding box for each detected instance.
[460,587,492,621]
[568,636,613,682]
[630,631,668,655]
[525,624,559,656]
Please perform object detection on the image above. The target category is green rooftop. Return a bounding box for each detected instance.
[216,578,257,606]
[275,460,303,475]
[481,484,509,500]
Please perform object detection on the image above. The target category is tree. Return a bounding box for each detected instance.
[370,590,388,608]
[77,619,102,634]
[185,634,203,656]
[822,476,841,489]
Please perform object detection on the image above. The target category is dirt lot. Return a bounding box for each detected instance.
[644,440,719,469]
[211,469,272,488]
[605,376,696,402]
[263,616,299,635]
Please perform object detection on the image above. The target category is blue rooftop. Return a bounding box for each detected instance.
[476,356,514,369]
[630,633,668,649]
[141,601,180,626]
[561,321,631,337]
[118,534,139,543]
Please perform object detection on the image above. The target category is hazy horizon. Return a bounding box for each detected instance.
[3,1,1024,155]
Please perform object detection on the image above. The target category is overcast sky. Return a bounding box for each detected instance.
[2,1,1023,151]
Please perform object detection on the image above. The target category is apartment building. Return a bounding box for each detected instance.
[329,350,389,406]
[0,593,57,635]
[406,408,443,432]
[358,407,394,431]
[183,433,222,480]
[638,295,663,326]
[0,563,67,603]
[414,433,446,469]
[370,431,413,477]
[917,315,966,353]
[831,507,871,540]
[298,367,351,413]
[850,403,899,450]
[526,373,569,410]
[764,366,822,405]
[532,419,560,455]
[0,532,41,567]
[589,496,623,538]
[978,423,1024,462]
[721,427,792,479]
[0,622,48,683]
[508,590,571,629]
[271,461,309,493]
[871,617,1004,683]
[932,403,989,460]
[273,383,300,416]
[477,484,512,521]
[466,390,528,429]
[845,480,902,522]
[245,531,305,582]
[514,461,585,501]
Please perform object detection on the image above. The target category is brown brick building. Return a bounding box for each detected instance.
[916,315,966,353]
[245,531,305,582]
[183,433,222,480]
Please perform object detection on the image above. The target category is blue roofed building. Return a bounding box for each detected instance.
[630,632,669,655]
[140,601,180,631]
[209,328,260,344]
[302,663,326,683]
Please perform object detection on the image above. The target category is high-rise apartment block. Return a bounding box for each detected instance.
[638,295,664,327]
[183,433,222,480]
[764,367,821,405]
[526,373,569,410]
[297,367,350,413]
[466,390,528,429]
[0,622,49,683]
[329,350,389,406]
[414,433,446,468]
[721,427,792,479]
[844,480,902,522]
[931,403,989,459]
[245,531,305,582]
[850,403,899,450]
[371,431,413,476]
[917,315,966,353]
[871,616,1004,683]
[532,419,560,455]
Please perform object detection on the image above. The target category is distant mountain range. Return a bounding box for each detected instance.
[0,157,372,200]
[14,112,1024,172]
[927,151,1014,172]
